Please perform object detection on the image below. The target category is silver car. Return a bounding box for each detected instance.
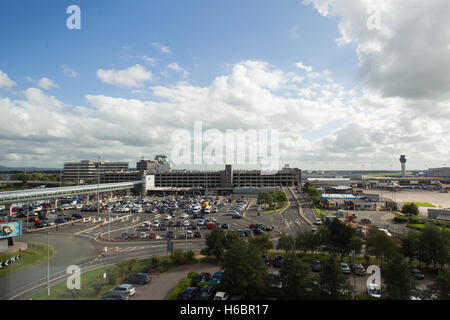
[109,284,136,297]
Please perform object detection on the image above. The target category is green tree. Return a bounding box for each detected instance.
[248,234,273,254]
[203,227,227,262]
[401,203,419,216]
[324,219,359,261]
[220,238,269,299]
[401,230,421,263]
[365,228,399,263]
[277,233,295,253]
[383,252,416,300]
[279,253,314,299]
[417,225,449,269]
[296,230,320,254]
[432,271,450,300]
[318,257,353,300]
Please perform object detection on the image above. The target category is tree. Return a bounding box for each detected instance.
[296,230,320,254]
[248,234,273,254]
[277,233,295,253]
[383,252,416,300]
[401,203,419,216]
[279,253,314,299]
[324,219,359,261]
[401,230,421,263]
[219,238,269,299]
[432,271,450,300]
[318,257,353,300]
[417,225,449,269]
[203,227,227,262]
[365,228,399,263]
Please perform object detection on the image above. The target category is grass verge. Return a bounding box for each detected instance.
[0,242,55,278]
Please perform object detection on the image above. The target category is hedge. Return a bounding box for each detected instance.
[168,272,199,300]
[394,216,408,223]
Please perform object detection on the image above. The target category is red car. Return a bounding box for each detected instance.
[0,217,7,222]
[149,232,157,239]
[27,217,39,222]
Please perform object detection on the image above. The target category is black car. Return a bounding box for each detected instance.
[273,255,283,268]
[192,285,216,300]
[72,213,83,220]
[178,287,200,300]
[361,218,372,225]
[411,267,425,280]
[253,229,265,235]
[34,220,49,228]
[167,231,175,239]
[311,260,322,272]
[191,272,211,286]
[168,221,175,227]
[175,221,181,227]
[221,223,229,229]
[262,254,270,266]
[125,273,152,285]
[159,223,167,231]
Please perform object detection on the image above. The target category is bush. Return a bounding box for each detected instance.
[197,281,211,288]
[394,216,408,224]
[187,272,198,279]
[402,203,419,216]
[169,276,194,300]
[169,249,198,265]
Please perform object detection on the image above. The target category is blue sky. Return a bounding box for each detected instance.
[1,0,449,170]
[0,0,358,105]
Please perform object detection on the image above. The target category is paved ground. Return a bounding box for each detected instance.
[365,189,450,215]
[131,263,219,300]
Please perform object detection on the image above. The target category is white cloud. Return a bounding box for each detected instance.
[61,65,80,78]
[167,63,183,72]
[295,62,312,72]
[37,77,59,90]
[97,64,152,88]
[141,56,157,65]
[0,70,17,89]
[152,42,172,54]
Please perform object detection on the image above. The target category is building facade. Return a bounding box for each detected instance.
[63,160,129,181]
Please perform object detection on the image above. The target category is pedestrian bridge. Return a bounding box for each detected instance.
[0,181,142,205]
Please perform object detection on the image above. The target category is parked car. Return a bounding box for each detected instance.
[253,229,265,235]
[311,260,322,272]
[339,262,351,274]
[109,284,136,297]
[366,283,382,298]
[186,230,193,238]
[167,230,175,239]
[159,223,167,231]
[214,291,229,300]
[411,267,425,280]
[102,292,129,300]
[183,220,190,227]
[178,287,200,300]
[273,255,283,268]
[378,228,392,237]
[125,273,151,285]
[149,232,157,239]
[361,218,372,225]
[72,213,83,220]
[193,285,216,300]
[152,221,160,228]
[55,218,67,224]
[315,218,322,225]
[121,232,129,240]
[262,255,270,266]
[351,264,366,276]
[138,232,148,239]
[193,231,202,238]
[192,272,211,286]
[175,221,182,227]
[209,271,222,285]
[221,223,229,229]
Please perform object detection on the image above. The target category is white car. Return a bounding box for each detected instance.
[183,220,190,227]
[110,284,136,297]
[214,292,229,300]
[164,214,172,220]
[315,218,322,225]
[378,228,392,237]
[186,230,193,238]
[138,232,148,239]
[152,221,160,228]
[366,283,382,298]
[180,213,188,219]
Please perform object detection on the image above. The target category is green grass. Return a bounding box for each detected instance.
[31,253,199,300]
[263,201,289,215]
[404,202,436,208]
[407,224,450,232]
[0,242,55,278]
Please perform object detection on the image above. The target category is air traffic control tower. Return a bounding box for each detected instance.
[400,155,407,177]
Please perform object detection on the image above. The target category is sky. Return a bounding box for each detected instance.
[0,0,450,170]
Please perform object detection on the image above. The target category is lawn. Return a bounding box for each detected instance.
[263,201,290,215]
[404,202,436,208]
[0,242,55,278]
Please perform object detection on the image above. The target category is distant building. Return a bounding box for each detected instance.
[63,160,128,181]
[424,167,450,178]
[306,178,351,187]
[136,155,171,173]
[428,208,450,221]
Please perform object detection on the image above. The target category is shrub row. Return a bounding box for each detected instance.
[168,272,198,300]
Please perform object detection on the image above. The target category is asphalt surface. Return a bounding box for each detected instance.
[1,191,320,300]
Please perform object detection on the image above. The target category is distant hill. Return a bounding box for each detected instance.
[0,165,60,172]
